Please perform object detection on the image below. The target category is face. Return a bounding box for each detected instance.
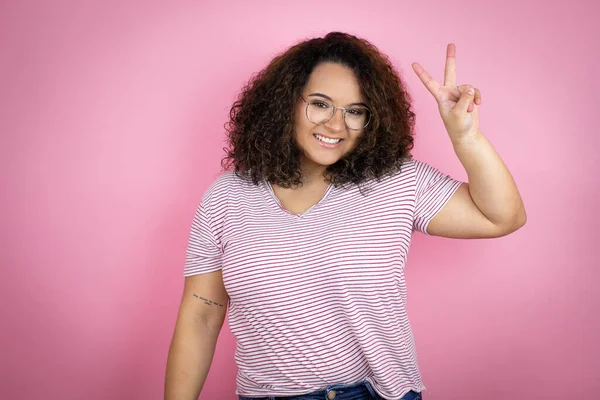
[293,62,368,173]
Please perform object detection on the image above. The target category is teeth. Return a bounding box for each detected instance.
[315,134,341,144]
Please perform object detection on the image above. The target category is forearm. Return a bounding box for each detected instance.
[452,130,526,229]
[165,318,222,400]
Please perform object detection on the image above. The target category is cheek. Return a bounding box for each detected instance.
[344,131,365,151]
[348,131,363,143]
[294,107,312,136]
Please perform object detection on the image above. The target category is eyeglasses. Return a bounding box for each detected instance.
[300,95,372,131]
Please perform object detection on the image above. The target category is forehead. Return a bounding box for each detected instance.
[303,62,363,103]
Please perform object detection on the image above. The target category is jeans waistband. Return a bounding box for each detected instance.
[238,379,421,400]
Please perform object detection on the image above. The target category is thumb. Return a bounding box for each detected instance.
[455,86,475,114]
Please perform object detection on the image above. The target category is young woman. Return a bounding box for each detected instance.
[165,32,526,400]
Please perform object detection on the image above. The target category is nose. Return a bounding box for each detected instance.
[324,107,345,132]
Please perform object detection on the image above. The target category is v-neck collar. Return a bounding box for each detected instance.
[263,180,334,219]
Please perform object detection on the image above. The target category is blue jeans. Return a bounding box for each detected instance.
[238,379,422,400]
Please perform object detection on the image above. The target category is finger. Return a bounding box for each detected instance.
[455,85,468,101]
[472,102,479,119]
[412,62,441,100]
[444,43,456,87]
[455,86,475,114]
[458,85,481,106]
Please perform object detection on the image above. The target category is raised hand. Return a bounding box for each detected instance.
[412,43,481,143]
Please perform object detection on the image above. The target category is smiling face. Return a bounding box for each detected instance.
[293,62,368,175]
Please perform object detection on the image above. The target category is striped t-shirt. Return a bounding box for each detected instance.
[184,158,463,399]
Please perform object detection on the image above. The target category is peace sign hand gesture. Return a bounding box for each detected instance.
[412,43,482,144]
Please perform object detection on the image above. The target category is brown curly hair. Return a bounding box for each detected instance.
[221,31,415,189]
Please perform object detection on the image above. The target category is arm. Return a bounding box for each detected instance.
[412,43,526,239]
[165,270,229,400]
[428,131,526,238]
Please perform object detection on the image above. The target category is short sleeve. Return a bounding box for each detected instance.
[183,194,224,277]
[412,159,464,235]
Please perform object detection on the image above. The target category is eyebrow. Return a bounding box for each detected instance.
[307,92,368,107]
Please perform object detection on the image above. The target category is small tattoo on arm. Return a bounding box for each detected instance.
[192,293,225,307]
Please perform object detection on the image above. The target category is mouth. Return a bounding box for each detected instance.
[313,133,344,147]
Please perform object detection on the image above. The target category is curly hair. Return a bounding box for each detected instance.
[221,31,416,189]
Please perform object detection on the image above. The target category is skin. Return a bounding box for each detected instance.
[274,44,526,237]
[412,43,526,238]
[293,62,366,180]
[271,62,365,214]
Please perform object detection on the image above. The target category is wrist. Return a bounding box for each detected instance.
[451,130,484,148]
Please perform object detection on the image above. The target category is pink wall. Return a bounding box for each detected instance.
[1,1,598,399]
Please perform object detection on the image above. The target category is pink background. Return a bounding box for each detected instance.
[1,1,598,399]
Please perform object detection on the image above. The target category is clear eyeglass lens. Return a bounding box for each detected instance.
[306,101,369,130]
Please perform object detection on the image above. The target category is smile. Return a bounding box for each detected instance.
[314,133,343,145]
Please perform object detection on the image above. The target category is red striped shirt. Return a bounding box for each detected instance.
[184,158,463,399]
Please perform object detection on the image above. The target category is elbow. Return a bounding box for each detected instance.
[516,208,527,229]
[513,203,527,230]
[497,206,527,237]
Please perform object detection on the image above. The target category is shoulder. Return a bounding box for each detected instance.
[371,158,448,194]
[377,158,420,184]
[399,157,433,173]
[398,158,449,186]
[349,159,420,196]
[383,158,430,177]
[201,170,257,204]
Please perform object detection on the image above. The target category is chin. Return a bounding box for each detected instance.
[303,150,345,168]
[307,157,339,168]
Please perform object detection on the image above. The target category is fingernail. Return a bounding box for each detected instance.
[467,88,474,95]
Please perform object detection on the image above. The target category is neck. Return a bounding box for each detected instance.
[300,159,327,184]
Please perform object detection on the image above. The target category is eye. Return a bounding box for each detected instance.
[347,108,365,116]
[310,101,330,109]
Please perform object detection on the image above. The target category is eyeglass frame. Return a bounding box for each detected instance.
[300,95,372,131]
